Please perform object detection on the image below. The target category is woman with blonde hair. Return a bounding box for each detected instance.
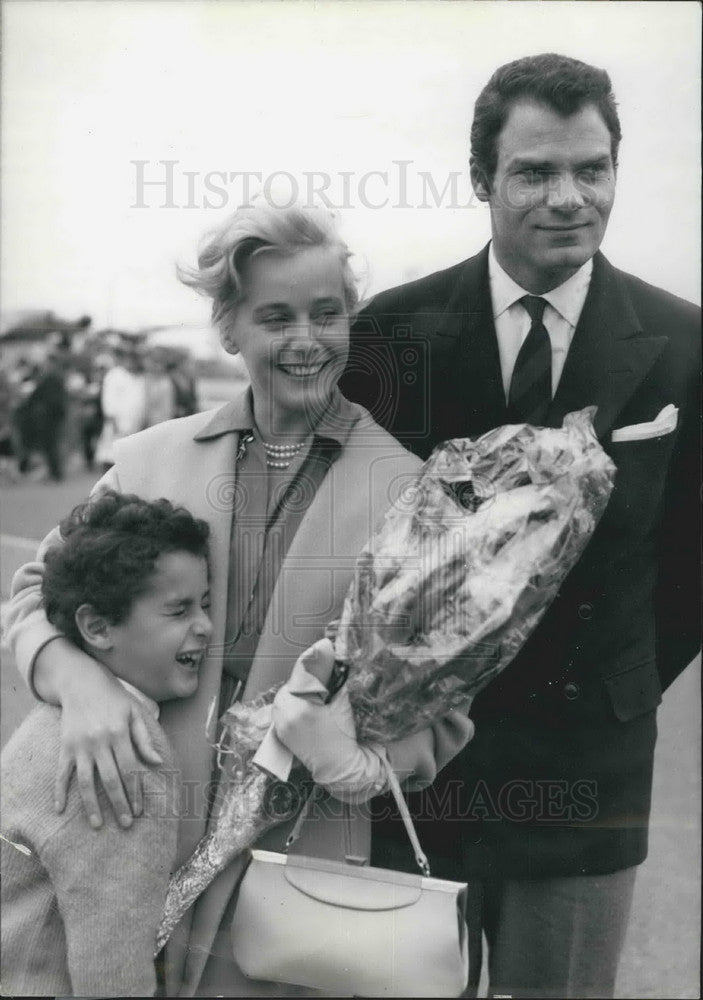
[6,201,473,996]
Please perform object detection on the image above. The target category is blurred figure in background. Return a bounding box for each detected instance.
[142,345,176,428]
[166,349,199,417]
[0,368,19,479]
[95,339,146,471]
[63,361,90,471]
[9,357,42,475]
[18,352,68,481]
[77,353,110,471]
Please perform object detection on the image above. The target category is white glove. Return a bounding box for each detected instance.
[272,639,388,804]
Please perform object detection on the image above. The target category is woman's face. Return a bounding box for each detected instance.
[224,246,350,435]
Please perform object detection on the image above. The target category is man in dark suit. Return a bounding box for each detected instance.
[340,53,700,998]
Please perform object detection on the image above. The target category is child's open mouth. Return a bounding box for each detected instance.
[175,650,203,670]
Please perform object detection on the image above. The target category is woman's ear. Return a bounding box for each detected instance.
[74,604,114,651]
[219,322,240,357]
[469,159,491,203]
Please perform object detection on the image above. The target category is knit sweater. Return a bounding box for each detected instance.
[1,702,179,997]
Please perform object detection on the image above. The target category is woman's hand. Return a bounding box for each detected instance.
[272,639,387,803]
[386,702,475,790]
[34,638,163,829]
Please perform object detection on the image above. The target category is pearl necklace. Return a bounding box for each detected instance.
[262,439,305,469]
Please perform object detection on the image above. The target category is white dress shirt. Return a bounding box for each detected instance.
[488,244,593,401]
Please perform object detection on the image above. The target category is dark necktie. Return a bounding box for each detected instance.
[508,295,552,425]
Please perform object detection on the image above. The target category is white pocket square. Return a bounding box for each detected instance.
[611,404,678,442]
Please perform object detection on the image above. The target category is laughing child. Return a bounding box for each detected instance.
[1,490,212,996]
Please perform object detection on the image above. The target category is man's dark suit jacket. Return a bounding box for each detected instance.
[340,245,701,879]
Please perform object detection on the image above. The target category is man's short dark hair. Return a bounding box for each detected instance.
[42,490,210,646]
[470,53,622,185]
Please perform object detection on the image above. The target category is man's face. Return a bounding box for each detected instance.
[473,99,616,292]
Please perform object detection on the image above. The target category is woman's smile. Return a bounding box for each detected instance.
[278,362,325,377]
[224,245,350,437]
[277,349,329,378]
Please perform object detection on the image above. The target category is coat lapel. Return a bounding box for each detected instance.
[548,252,669,438]
[434,246,508,439]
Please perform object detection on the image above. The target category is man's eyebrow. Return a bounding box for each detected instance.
[509,158,557,171]
[509,155,611,171]
[575,156,612,170]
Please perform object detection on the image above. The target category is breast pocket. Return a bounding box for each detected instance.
[604,430,678,537]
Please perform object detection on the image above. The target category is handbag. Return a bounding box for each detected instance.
[231,755,470,998]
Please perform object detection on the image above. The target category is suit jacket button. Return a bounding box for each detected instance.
[578,602,594,620]
[564,682,580,700]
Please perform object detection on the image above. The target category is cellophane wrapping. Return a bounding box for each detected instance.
[337,406,616,743]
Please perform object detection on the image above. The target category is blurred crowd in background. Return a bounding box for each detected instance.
[0,315,204,483]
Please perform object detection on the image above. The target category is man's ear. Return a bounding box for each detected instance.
[469,159,491,203]
[74,604,114,651]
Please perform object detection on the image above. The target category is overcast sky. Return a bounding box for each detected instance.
[1,0,700,331]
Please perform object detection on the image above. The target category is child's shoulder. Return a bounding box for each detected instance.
[1,703,178,833]
[1,704,63,830]
[2,703,62,769]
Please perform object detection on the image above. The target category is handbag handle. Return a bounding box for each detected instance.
[285,750,431,878]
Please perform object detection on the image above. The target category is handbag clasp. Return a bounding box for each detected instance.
[344,854,368,867]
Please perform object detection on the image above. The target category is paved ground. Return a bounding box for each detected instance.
[1,465,700,998]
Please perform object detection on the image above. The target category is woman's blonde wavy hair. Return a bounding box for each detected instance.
[178,201,360,333]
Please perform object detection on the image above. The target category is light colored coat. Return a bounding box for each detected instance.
[7,393,472,997]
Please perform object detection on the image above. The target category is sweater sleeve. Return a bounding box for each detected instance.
[5,466,122,694]
[37,752,178,997]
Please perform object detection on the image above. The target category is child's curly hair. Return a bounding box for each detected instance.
[42,490,210,647]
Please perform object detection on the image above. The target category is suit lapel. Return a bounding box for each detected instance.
[548,252,668,438]
[434,246,508,439]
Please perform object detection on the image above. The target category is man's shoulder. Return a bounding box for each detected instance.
[359,250,485,317]
[606,261,700,373]
[609,261,701,328]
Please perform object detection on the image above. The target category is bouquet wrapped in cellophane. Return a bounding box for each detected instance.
[156,407,615,953]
